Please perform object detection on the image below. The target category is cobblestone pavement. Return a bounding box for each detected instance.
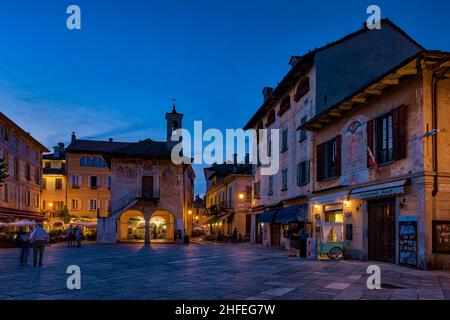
[1,242,450,300]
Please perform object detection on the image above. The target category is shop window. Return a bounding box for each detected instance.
[316,136,341,181]
[325,210,344,223]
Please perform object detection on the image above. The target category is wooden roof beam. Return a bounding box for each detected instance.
[352,97,366,104]
[381,79,399,85]
[397,68,418,76]
[365,89,382,95]
[338,103,353,111]
[329,110,341,117]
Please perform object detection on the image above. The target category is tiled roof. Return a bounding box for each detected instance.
[66,139,131,153]
[106,139,172,158]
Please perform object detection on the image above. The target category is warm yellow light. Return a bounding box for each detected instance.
[344,200,350,208]
[238,193,245,200]
[188,210,192,215]
[196,216,199,220]
[48,202,53,208]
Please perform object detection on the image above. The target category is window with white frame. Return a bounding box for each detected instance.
[71,199,80,211]
[89,199,97,211]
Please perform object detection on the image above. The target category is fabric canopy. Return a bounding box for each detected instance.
[258,210,278,223]
[274,204,308,223]
[207,213,232,225]
[7,219,38,227]
[351,179,408,199]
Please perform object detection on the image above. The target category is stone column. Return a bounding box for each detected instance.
[144,216,151,246]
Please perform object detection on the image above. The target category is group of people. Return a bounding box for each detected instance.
[15,223,49,267]
[67,226,83,248]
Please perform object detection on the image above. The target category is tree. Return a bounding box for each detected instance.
[0,157,8,185]
[62,206,72,225]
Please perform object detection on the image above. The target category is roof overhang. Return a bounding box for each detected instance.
[299,50,450,132]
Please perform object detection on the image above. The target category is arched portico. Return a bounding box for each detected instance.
[149,210,175,242]
[119,210,146,242]
[118,209,175,244]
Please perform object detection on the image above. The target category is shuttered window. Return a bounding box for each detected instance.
[316,136,341,181]
[367,119,374,168]
[374,105,407,165]
[297,160,310,186]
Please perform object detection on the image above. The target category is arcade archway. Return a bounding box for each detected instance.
[150,210,175,242]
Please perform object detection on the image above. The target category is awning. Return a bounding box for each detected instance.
[258,210,279,223]
[351,179,408,199]
[310,191,349,205]
[207,213,232,225]
[274,204,309,223]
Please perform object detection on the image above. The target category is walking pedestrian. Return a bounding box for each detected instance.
[16,228,30,264]
[29,223,49,267]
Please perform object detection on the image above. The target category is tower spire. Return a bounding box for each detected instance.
[172,97,177,113]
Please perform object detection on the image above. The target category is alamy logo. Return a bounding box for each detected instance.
[66,265,81,290]
[366,265,381,290]
[169,121,280,175]
[366,5,381,30]
[66,5,81,30]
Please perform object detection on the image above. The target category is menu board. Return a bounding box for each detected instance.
[433,220,450,253]
[399,216,418,267]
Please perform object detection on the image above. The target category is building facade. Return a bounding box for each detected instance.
[244,20,423,251]
[301,51,450,270]
[0,112,49,224]
[97,106,195,244]
[204,160,252,239]
[65,135,129,221]
[42,143,67,228]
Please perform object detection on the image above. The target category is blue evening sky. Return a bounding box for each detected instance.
[0,0,449,194]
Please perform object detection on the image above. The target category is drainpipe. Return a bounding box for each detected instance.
[431,68,449,197]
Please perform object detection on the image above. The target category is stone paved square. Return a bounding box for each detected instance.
[1,242,450,300]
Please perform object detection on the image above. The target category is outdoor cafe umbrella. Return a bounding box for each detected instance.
[7,219,38,227]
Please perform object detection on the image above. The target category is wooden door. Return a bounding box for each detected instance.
[142,176,154,199]
[271,224,281,248]
[368,198,396,263]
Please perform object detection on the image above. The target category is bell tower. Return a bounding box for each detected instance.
[165,98,183,146]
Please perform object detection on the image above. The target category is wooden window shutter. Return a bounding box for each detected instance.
[316,144,324,181]
[305,160,310,184]
[366,119,374,168]
[393,104,407,160]
[336,135,342,177]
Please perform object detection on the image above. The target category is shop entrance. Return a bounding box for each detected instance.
[271,224,281,248]
[368,198,396,263]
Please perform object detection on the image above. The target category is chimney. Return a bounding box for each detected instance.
[71,132,76,143]
[245,153,249,165]
[289,56,301,68]
[109,138,113,142]
[262,87,273,102]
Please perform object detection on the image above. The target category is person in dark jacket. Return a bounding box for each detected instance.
[16,229,31,264]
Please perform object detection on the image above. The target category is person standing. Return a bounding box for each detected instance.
[16,229,30,264]
[67,226,74,247]
[75,227,82,248]
[29,223,49,267]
